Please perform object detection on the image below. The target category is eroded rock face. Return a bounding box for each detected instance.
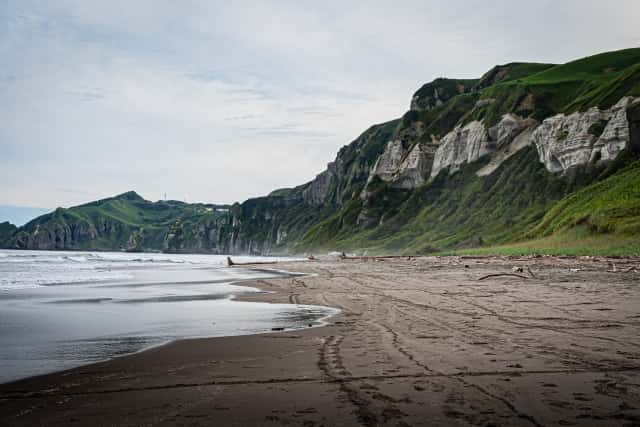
[477,119,537,177]
[532,97,637,173]
[488,114,537,148]
[366,115,539,190]
[430,121,492,178]
[14,220,100,250]
[368,140,406,182]
[363,96,638,198]
[302,163,336,205]
[367,140,437,190]
[393,143,438,189]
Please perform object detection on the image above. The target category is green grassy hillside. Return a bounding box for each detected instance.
[442,158,640,256]
[474,62,555,90]
[298,149,640,256]
[464,48,640,127]
[9,192,231,252]
[530,159,640,237]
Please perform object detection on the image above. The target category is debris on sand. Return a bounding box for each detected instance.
[478,273,529,281]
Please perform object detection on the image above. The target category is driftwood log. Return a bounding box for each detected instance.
[478,273,529,281]
[226,257,280,266]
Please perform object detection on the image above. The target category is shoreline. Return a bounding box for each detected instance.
[2,255,640,426]
[0,264,338,386]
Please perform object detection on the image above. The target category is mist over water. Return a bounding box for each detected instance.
[0,250,337,384]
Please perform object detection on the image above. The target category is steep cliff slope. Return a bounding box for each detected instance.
[4,48,640,255]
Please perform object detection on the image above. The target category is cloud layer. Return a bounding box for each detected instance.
[1,0,639,207]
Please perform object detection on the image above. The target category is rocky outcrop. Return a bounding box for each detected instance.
[532,97,638,173]
[12,217,100,250]
[368,96,638,188]
[302,163,336,205]
[393,143,438,189]
[430,121,492,178]
[366,114,539,189]
[477,117,537,176]
[488,114,537,148]
[429,97,637,178]
[368,140,406,182]
[367,140,437,190]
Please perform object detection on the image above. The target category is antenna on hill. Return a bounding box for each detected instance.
[164,193,167,201]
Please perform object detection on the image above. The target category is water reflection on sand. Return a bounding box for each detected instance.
[0,250,337,383]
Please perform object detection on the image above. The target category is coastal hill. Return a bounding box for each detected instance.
[3,48,640,255]
[3,192,232,253]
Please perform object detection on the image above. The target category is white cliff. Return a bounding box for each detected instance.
[430,121,492,178]
[368,140,406,183]
[367,140,437,190]
[477,115,538,176]
[363,96,638,199]
[532,97,637,173]
[393,143,437,189]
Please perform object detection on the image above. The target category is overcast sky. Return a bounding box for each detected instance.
[1,0,639,209]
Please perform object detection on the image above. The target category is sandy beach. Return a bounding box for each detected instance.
[1,256,640,426]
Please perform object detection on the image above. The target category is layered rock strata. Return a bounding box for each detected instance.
[364,96,639,194]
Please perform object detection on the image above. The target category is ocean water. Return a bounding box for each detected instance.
[0,250,337,384]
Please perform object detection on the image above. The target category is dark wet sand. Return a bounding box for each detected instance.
[1,256,640,426]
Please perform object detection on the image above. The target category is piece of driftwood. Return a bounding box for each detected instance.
[605,264,639,273]
[226,257,280,266]
[477,273,529,281]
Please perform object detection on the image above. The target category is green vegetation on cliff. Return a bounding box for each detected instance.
[8,192,231,252]
[298,146,639,255]
[466,48,640,127]
[474,62,555,90]
[530,159,640,238]
[446,159,640,256]
[0,221,17,246]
